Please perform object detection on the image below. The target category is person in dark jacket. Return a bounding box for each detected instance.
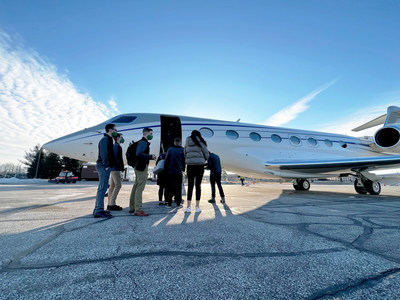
[207,151,225,204]
[94,123,117,218]
[164,138,185,208]
[107,133,125,211]
[129,127,156,216]
[156,152,167,205]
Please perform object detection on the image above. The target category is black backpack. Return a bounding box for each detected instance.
[126,140,139,167]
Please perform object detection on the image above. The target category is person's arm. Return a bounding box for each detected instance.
[136,141,152,159]
[181,149,186,172]
[113,144,119,165]
[99,138,110,167]
[201,144,209,161]
[208,155,214,172]
[164,150,170,173]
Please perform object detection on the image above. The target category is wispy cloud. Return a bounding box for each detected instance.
[263,79,338,126]
[0,30,118,164]
[321,95,400,136]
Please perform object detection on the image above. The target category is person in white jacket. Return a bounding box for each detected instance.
[184,130,209,213]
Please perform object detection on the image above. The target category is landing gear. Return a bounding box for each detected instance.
[354,179,368,194]
[365,180,381,195]
[293,179,310,191]
[354,178,381,195]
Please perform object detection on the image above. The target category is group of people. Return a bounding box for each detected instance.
[93,123,225,219]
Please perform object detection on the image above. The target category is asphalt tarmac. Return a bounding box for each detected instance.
[1,180,400,300]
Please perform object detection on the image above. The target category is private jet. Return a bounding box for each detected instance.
[43,106,400,195]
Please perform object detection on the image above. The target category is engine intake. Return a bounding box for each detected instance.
[374,126,400,148]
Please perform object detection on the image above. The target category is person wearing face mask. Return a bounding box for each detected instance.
[107,133,125,211]
[94,123,117,218]
[129,127,156,216]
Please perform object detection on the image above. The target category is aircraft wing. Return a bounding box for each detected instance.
[265,155,400,173]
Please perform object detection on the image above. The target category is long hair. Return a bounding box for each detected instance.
[190,130,207,147]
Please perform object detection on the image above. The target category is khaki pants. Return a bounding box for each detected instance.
[109,171,122,206]
[129,166,148,212]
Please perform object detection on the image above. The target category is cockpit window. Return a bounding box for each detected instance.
[112,116,137,123]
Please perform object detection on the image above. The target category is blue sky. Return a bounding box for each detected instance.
[1,0,400,164]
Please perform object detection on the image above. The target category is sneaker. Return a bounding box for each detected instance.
[94,211,113,218]
[108,205,123,211]
[177,204,183,208]
[195,207,201,213]
[129,210,135,214]
[208,199,216,203]
[158,201,165,205]
[185,207,191,213]
[165,205,172,209]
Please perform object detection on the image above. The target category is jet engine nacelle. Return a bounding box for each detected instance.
[374,126,400,150]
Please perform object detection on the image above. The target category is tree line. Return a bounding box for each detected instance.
[2,144,84,179]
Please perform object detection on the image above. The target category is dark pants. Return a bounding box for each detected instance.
[210,172,225,198]
[187,165,204,201]
[166,173,183,206]
[158,186,165,202]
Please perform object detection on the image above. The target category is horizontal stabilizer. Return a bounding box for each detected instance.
[352,106,400,132]
[352,114,386,132]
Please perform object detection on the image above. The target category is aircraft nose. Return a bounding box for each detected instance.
[42,140,68,156]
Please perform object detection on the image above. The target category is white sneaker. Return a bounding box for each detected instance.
[195,207,201,213]
[185,207,191,213]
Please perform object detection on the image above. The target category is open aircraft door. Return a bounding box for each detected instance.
[160,116,182,154]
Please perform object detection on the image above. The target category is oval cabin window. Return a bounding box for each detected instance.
[200,127,214,138]
[307,137,317,146]
[226,130,239,140]
[271,134,282,143]
[249,132,261,141]
[324,139,333,147]
[290,136,301,145]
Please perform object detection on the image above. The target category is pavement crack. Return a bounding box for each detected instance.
[307,268,400,300]
[2,248,347,272]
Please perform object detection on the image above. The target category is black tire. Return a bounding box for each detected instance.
[299,179,310,191]
[354,179,368,194]
[365,180,381,195]
[293,179,310,191]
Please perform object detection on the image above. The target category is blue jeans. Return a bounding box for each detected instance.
[94,165,111,214]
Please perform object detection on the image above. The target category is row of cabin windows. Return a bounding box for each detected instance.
[199,127,346,148]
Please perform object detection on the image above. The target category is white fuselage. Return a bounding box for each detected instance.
[43,113,384,180]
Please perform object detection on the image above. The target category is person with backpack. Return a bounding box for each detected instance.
[94,123,117,218]
[107,133,124,211]
[129,127,156,216]
[184,130,209,213]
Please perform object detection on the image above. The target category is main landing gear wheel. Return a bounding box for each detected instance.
[354,179,381,195]
[365,180,381,195]
[354,179,368,194]
[293,179,310,191]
